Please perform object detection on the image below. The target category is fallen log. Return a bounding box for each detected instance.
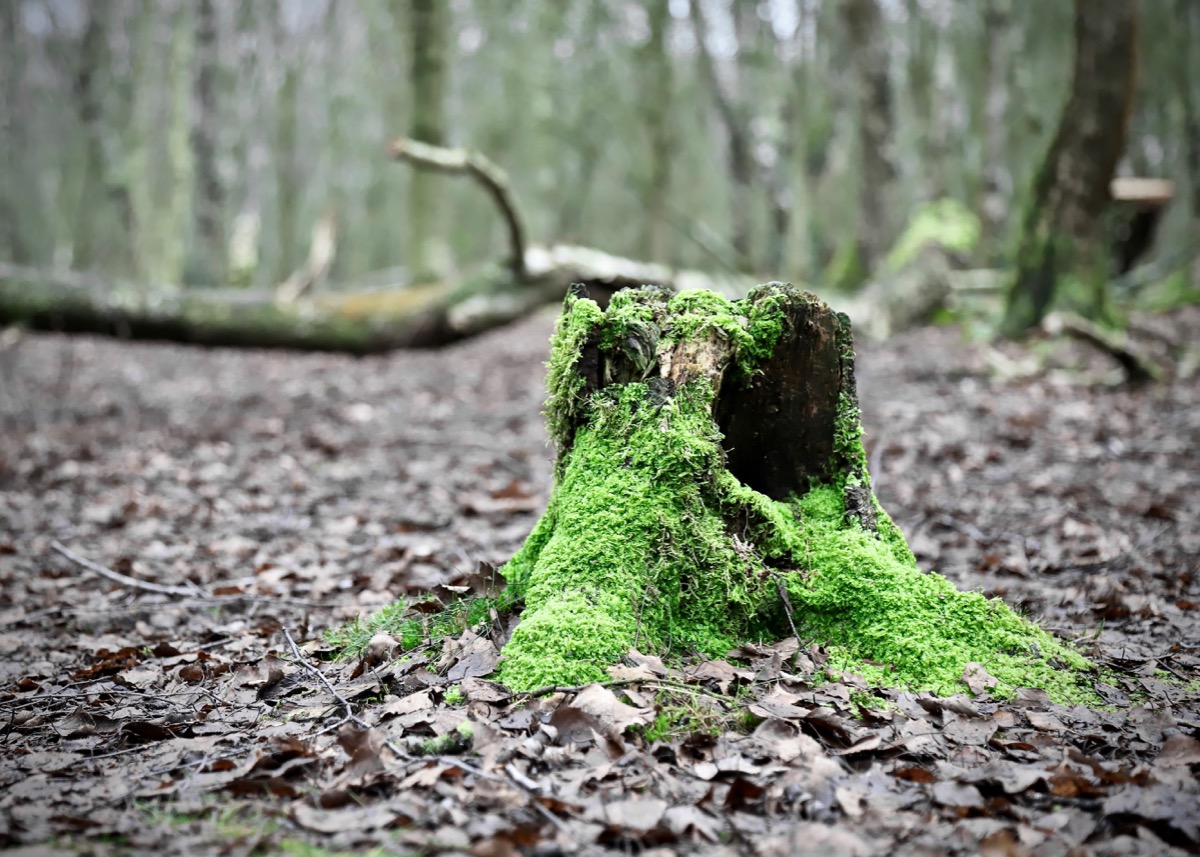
[0,248,760,353]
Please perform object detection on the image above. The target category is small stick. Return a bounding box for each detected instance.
[51,541,205,597]
[281,627,372,733]
[50,543,376,610]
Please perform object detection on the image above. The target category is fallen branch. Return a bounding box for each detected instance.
[281,627,374,735]
[1043,311,1163,383]
[389,137,527,280]
[275,212,338,303]
[51,541,205,597]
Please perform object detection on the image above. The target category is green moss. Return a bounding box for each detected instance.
[418,721,473,756]
[325,593,503,660]
[498,287,1100,704]
[885,198,980,272]
[545,293,606,457]
[498,380,776,689]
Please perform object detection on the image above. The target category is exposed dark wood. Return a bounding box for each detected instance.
[1109,178,1174,275]
[565,282,867,507]
[715,290,853,500]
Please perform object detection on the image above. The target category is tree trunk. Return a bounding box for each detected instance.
[73,5,135,275]
[188,0,225,286]
[637,0,673,264]
[979,0,1013,263]
[842,0,898,284]
[0,247,743,352]
[690,0,755,272]
[1002,0,1138,336]
[1174,0,1200,285]
[407,0,451,283]
[496,285,1096,703]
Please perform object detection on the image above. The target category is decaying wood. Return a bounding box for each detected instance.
[0,263,455,352]
[839,244,958,342]
[570,283,867,504]
[275,212,339,302]
[0,249,761,353]
[1043,311,1163,383]
[714,294,859,500]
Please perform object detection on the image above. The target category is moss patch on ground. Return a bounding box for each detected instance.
[498,286,1100,703]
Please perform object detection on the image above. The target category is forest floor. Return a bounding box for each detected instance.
[1,302,1198,856]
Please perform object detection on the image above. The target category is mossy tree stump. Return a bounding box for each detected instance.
[498,284,1096,702]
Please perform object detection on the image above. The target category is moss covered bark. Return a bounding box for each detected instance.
[499,284,1099,703]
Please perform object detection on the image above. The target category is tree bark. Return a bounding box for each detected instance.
[0,248,749,352]
[690,0,756,272]
[1002,0,1139,336]
[980,0,1013,263]
[389,138,527,280]
[189,0,225,286]
[73,5,135,275]
[637,0,673,264]
[842,0,898,283]
[406,0,451,283]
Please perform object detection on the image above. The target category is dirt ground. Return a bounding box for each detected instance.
[1,302,1198,856]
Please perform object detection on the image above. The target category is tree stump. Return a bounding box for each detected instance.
[497,284,1096,702]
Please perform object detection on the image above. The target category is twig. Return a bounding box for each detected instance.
[281,627,372,732]
[49,544,383,611]
[772,571,800,642]
[51,541,206,597]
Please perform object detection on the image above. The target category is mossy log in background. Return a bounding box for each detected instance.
[498,283,1098,702]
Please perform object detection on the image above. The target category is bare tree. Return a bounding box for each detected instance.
[637,0,674,263]
[73,5,134,274]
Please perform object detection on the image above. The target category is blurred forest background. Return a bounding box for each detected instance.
[1,0,1197,330]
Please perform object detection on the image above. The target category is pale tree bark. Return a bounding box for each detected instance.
[407,0,451,283]
[784,0,839,283]
[0,3,33,263]
[322,0,351,282]
[73,5,135,275]
[842,0,898,282]
[637,0,673,263]
[146,0,195,285]
[1002,0,1139,336]
[979,0,1013,263]
[904,0,943,200]
[366,1,405,272]
[690,0,756,272]
[273,19,300,284]
[188,0,225,285]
